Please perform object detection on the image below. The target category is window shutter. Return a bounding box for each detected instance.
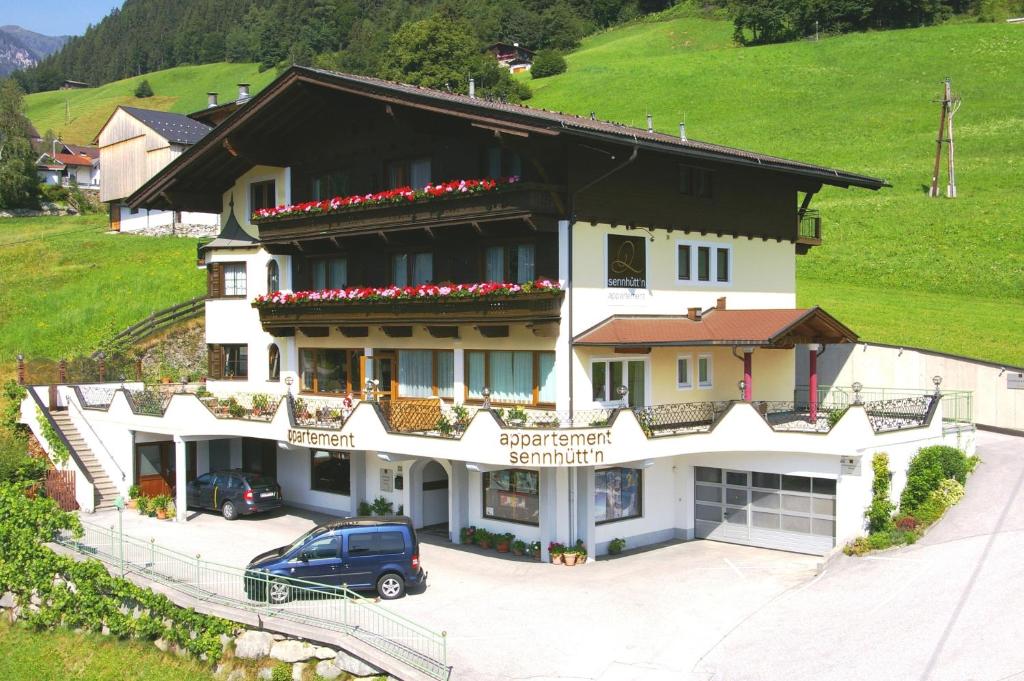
[207,345,224,380]
[207,263,223,298]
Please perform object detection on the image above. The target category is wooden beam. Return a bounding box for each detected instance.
[426,325,459,339]
[378,230,390,244]
[523,216,537,231]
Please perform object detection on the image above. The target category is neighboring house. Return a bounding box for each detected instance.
[23,66,971,562]
[487,42,534,73]
[60,79,89,89]
[35,155,63,185]
[34,150,99,188]
[95,105,219,233]
[188,83,253,128]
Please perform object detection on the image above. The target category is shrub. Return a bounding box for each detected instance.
[608,537,626,555]
[901,445,971,512]
[920,445,972,484]
[369,496,394,516]
[933,478,965,506]
[0,429,46,484]
[826,407,848,429]
[357,500,372,516]
[895,515,919,532]
[866,452,894,533]
[913,493,948,525]
[270,663,291,681]
[134,79,154,98]
[531,50,567,79]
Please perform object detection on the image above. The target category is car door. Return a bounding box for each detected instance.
[339,529,380,590]
[286,532,343,589]
[187,473,214,509]
[210,473,231,510]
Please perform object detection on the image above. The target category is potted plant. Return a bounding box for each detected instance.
[452,404,471,433]
[166,500,176,519]
[563,545,579,566]
[136,495,149,516]
[495,533,514,553]
[530,541,542,561]
[357,501,373,516]
[506,405,528,427]
[608,537,626,555]
[152,494,170,520]
[548,542,565,565]
[127,484,141,509]
[511,539,526,556]
[251,393,271,417]
[475,528,493,549]
[459,526,476,545]
[573,539,587,565]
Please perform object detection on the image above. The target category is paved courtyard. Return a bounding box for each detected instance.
[87,430,1021,681]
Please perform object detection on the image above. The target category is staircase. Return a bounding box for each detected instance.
[49,410,120,510]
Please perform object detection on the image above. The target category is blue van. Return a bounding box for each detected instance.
[244,516,425,601]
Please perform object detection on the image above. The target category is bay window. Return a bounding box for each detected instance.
[300,348,363,395]
[223,262,247,297]
[591,359,646,407]
[465,350,555,405]
[483,469,540,525]
[677,240,732,285]
[595,467,643,523]
[397,350,454,398]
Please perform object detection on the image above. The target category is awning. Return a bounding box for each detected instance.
[572,307,858,348]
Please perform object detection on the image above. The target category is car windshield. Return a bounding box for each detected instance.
[285,526,329,555]
[246,475,276,487]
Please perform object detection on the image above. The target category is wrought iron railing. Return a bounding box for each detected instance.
[124,388,173,417]
[798,209,821,241]
[863,395,936,433]
[291,395,355,429]
[795,385,972,426]
[57,522,449,680]
[751,401,849,433]
[73,384,118,409]
[632,401,731,437]
[199,392,283,422]
[495,407,615,429]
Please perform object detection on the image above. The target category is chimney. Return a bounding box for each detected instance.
[687,307,702,322]
[206,92,218,108]
[237,83,250,102]
[716,296,726,310]
[646,113,653,133]
[469,77,476,99]
[679,121,687,141]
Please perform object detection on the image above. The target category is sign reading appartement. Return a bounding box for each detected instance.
[502,430,612,466]
[287,429,356,449]
[606,234,647,289]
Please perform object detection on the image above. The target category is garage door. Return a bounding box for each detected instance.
[694,467,836,555]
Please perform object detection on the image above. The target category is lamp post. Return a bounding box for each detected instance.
[852,381,863,405]
[16,353,25,385]
[932,375,942,396]
[616,384,628,407]
[737,379,746,401]
[97,351,106,382]
[482,387,491,410]
[112,495,125,576]
[284,375,294,396]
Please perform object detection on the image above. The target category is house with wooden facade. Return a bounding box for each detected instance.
[96,106,219,232]
[486,43,535,73]
[20,66,973,560]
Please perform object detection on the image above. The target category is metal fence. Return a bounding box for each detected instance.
[57,521,449,680]
[794,385,973,426]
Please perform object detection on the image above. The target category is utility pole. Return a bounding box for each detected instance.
[929,78,961,198]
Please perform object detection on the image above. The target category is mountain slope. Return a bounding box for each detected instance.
[0,26,68,76]
[22,62,277,144]
[526,11,1024,365]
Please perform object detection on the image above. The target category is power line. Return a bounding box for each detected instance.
[0,225,107,249]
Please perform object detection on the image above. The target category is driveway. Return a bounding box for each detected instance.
[695,429,1024,681]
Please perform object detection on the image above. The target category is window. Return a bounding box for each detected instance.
[302,534,341,560]
[222,344,248,379]
[677,241,731,285]
[484,244,535,283]
[347,531,406,555]
[312,171,348,200]
[465,350,555,405]
[697,354,712,389]
[310,451,350,495]
[392,252,433,287]
[483,469,539,525]
[266,260,279,293]
[590,359,645,407]
[378,531,405,554]
[679,164,713,198]
[595,467,642,523]
[483,146,522,178]
[250,180,276,212]
[223,262,247,297]
[387,157,431,189]
[268,344,280,382]
[311,257,347,290]
[397,350,454,398]
[676,355,692,389]
[241,438,275,477]
[300,348,363,395]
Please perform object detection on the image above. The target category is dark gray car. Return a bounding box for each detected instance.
[186,469,282,520]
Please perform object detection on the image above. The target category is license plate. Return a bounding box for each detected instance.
[260,492,275,498]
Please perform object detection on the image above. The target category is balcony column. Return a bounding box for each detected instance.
[173,436,187,522]
[575,466,596,563]
[452,348,465,405]
[448,460,469,543]
[350,451,366,515]
[539,467,559,562]
[743,350,753,401]
[808,344,821,423]
[363,348,373,397]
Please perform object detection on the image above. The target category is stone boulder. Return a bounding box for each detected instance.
[335,650,380,677]
[235,630,276,659]
[314,646,336,660]
[315,660,343,679]
[291,662,306,681]
[270,639,317,663]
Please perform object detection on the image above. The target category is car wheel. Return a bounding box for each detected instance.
[267,579,291,605]
[376,573,405,600]
[222,500,238,521]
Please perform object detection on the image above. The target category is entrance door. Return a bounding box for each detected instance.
[419,461,449,531]
[136,442,173,497]
[374,352,397,404]
[242,438,277,478]
[694,466,836,555]
[110,202,121,232]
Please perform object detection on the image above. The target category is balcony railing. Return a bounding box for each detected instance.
[796,209,822,252]
[633,401,731,437]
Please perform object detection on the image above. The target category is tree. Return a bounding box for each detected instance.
[0,79,41,209]
[134,79,154,98]
[531,49,567,78]
[381,11,482,92]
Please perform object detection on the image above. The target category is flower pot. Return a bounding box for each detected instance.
[551,553,563,565]
[478,540,492,550]
[576,555,587,564]
[461,537,475,545]
[496,542,510,553]
[533,550,541,561]
[512,548,524,556]
[155,509,167,520]
[127,499,137,509]
[563,552,578,566]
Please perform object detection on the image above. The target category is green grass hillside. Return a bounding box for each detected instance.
[528,9,1024,366]
[23,63,277,145]
[0,216,204,365]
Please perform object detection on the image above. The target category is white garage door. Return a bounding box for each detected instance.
[694,466,836,555]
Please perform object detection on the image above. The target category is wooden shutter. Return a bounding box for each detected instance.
[207,345,224,380]
[207,263,223,298]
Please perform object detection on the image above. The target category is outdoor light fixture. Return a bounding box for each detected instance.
[737,379,746,400]
[16,353,23,361]
[616,385,628,404]
[932,375,943,394]
[377,453,393,462]
[180,377,188,393]
[852,381,863,404]
[284,375,294,396]
[482,387,491,409]
[466,463,482,472]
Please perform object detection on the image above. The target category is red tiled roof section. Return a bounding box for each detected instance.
[573,308,858,347]
[52,152,94,167]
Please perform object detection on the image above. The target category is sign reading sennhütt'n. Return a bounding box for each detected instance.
[607,234,647,288]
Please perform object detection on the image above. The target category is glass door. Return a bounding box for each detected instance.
[374,352,397,404]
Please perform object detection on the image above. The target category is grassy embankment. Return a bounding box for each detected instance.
[526,6,1024,366]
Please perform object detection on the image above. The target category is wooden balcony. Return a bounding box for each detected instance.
[796,210,822,254]
[257,182,565,247]
[256,290,564,334]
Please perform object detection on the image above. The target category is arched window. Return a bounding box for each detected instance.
[268,344,280,382]
[267,259,280,293]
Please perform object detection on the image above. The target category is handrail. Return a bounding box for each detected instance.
[26,388,95,485]
[67,390,127,481]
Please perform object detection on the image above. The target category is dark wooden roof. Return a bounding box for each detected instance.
[129,65,888,212]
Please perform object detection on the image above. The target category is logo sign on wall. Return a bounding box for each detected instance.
[606,234,647,289]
